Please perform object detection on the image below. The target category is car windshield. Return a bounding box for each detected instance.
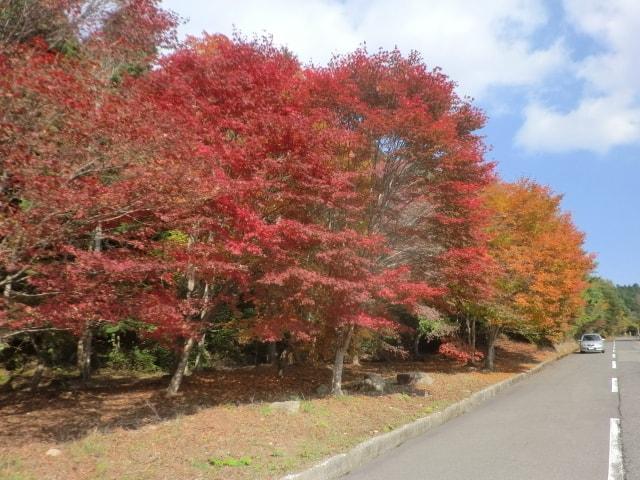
[582,335,601,341]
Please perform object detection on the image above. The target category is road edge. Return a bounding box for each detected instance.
[280,343,577,480]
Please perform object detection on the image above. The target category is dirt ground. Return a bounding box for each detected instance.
[0,338,575,480]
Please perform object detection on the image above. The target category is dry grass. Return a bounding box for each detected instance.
[0,338,575,480]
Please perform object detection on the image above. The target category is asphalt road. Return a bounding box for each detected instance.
[620,339,640,479]
[343,338,640,480]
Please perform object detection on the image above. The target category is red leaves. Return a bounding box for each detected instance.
[438,341,484,363]
[2,26,520,356]
[344,313,397,331]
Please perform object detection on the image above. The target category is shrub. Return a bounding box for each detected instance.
[438,341,484,363]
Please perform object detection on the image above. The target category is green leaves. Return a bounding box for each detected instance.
[577,277,635,336]
[417,315,456,341]
[18,199,33,211]
[159,230,189,245]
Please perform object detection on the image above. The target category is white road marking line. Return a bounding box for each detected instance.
[608,418,624,480]
[612,361,617,369]
[613,353,616,359]
[612,378,618,393]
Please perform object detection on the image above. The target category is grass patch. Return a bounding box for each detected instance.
[315,419,330,429]
[297,441,323,460]
[0,457,36,480]
[191,459,212,471]
[95,460,109,476]
[208,456,252,467]
[300,401,315,414]
[68,433,106,459]
[259,405,273,416]
[421,399,452,415]
[300,400,329,416]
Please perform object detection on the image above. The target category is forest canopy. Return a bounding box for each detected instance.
[0,0,608,396]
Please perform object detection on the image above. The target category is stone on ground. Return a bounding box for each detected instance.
[362,373,386,392]
[396,371,434,389]
[315,384,330,396]
[45,448,62,457]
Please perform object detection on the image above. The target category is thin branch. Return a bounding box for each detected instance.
[1,327,71,340]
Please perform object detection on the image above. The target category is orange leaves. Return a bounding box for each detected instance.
[484,180,594,335]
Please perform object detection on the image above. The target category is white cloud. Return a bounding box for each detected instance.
[518,0,640,153]
[516,95,640,153]
[162,0,640,154]
[162,0,566,99]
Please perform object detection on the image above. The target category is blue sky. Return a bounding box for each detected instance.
[162,0,640,285]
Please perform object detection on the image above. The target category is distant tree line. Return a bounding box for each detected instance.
[576,278,640,336]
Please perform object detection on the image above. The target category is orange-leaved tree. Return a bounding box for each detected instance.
[482,180,594,369]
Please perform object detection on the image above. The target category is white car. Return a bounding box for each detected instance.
[579,334,605,353]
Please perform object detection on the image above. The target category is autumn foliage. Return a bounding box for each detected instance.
[481,180,594,368]
[438,342,485,363]
[1,1,594,393]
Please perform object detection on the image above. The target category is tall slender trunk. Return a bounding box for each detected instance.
[75,226,101,385]
[351,353,361,366]
[331,325,355,396]
[93,223,103,252]
[465,315,471,345]
[414,334,421,358]
[277,347,288,377]
[267,341,278,366]
[30,363,46,391]
[471,318,477,358]
[484,325,500,371]
[170,261,198,387]
[77,325,93,383]
[166,336,195,397]
[29,334,46,390]
[192,333,207,372]
[350,328,361,366]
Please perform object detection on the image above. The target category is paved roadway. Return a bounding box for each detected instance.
[620,339,640,479]
[343,338,640,480]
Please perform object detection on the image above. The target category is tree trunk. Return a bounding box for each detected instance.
[29,334,46,390]
[350,328,361,366]
[30,363,46,391]
[414,334,421,358]
[277,347,288,377]
[166,336,195,396]
[93,224,103,252]
[267,341,278,366]
[75,225,102,385]
[471,317,477,359]
[484,325,500,371]
[351,353,361,366]
[471,318,476,353]
[77,326,93,383]
[465,315,471,345]
[192,333,207,372]
[331,325,355,396]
